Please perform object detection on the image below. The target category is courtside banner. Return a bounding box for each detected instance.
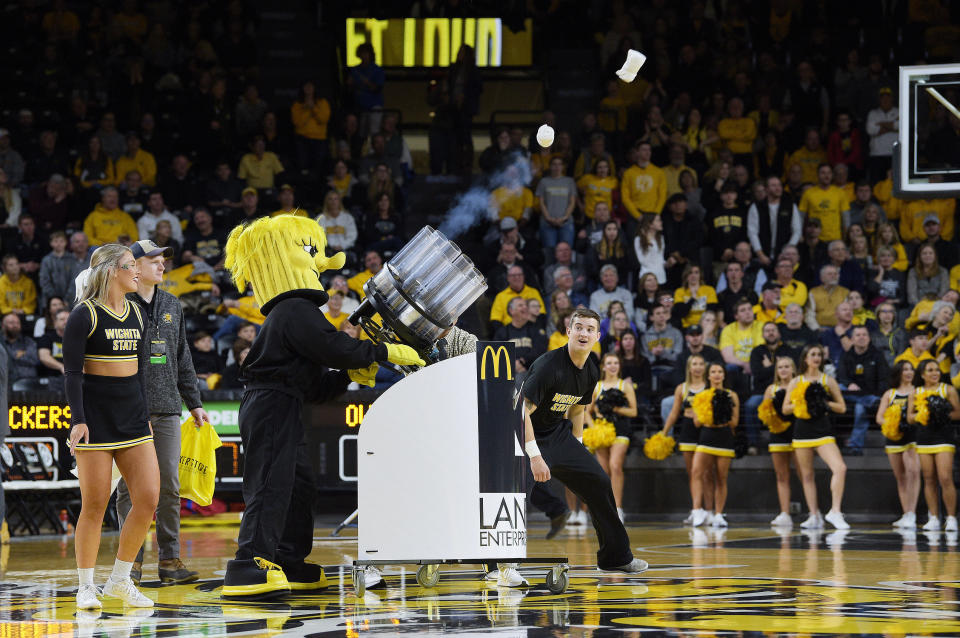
[476,342,526,550]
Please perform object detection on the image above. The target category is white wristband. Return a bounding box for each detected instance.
[577,436,583,444]
[524,440,542,458]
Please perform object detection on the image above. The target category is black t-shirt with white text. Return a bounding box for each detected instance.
[521,346,599,437]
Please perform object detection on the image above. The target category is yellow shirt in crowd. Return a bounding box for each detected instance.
[0,275,36,314]
[83,205,139,246]
[899,198,956,242]
[717,117,757,154]
[290,99,331,140]
[489,285,545,326]
[663,163,697,196]
[719,320,764,362]
[873,178,903,220]
[576,175,617,219]
[673,285,718,328]
[778,278,808,310]
[113,148,157,186]
[785,147,827,184]
[621,163,667,219]
[799,185,849,242]
[491,186,534,221]
[348,269,374,299]
[238,152,284,190]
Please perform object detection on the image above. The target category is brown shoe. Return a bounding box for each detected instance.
[131,561,142,586]
[158,558,199,584]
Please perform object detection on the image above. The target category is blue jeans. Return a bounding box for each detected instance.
[214,315,261,342]
[743,394,765,447]
[539,217,575,254]
[845,394,880,450]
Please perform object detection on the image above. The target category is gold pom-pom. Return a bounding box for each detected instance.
[758,397,791,433]
[915,390,933,426]
[881,403,903,441]
[790,378,811,419]
[643,432,676,460]
[692,388,716,426]
[583,418,617,452]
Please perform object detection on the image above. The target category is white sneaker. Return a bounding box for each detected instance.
[617,507,625,523]
[75,584,101,610]
[800,512,823,529]
[691,509,709,527]
[485,569,498,582]
[703,512,715,526]
[710,513,728,527]
[496,564,529,587]
[892,512,909,528]
[578,510,590,525]
[897,511,917,530]
[363,566,384,589]
[770,512,793,528]
[682,510,695,525]
[103,577,153,607]
[946,516,958,532]
[825,510,850,530]
[923,517,941,531]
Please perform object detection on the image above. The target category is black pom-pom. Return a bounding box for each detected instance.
[733,430,749,458]
[805,382,829,419]
[927,395,952,429]
[597,388,629,420]
[712,389,735,425]
[772,388,789,419]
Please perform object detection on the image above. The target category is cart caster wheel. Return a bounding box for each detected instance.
[353,567,366,597]
[416,564,440,587]
[545,566,569,594]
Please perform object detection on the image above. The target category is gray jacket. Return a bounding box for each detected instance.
[39,252,79,306]
[127,287,203,416]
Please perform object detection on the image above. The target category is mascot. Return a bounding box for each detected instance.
[221,215,424,598]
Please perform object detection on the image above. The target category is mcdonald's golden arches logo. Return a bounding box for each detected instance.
[480,345,512,380]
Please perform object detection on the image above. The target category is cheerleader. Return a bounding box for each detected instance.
[661,355,715,523]
[783,344,849,530]
[585,353,638,522]
[875,361,920,529]
[759,356,798,528]
[906,359,960,531]
[689,363,739,527]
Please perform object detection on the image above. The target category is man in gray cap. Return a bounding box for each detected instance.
[920,213,957,269]
[117,239,210,585]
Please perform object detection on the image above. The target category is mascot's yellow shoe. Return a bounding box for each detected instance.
[280,561,330,591]
[222,557,291,598]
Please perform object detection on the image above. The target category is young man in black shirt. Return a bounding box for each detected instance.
[522,308,647,573]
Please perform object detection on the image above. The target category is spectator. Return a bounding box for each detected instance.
[800,163,849,242]
[315,191,358,256]
[320,275,359,316]
[237,135,284,191]
[0,254,36,316]
[716,261,758,323]
[748,175,802,266]
[716,241,769,294]
[380,113,411,177]
[784,128,827,185]
[543,242,587,297]
[83,187,138,246]
[33,295,64,338]
[754,282,784,323]
[535,157,577,255]
[783,61,830,134]
[666,323,725,392]
[874,222,908,271]
[642,305,684,368]
[204,160,244,221]
[64,232,90,302]
[364,192,403,257]
[181,208,227,269]
[838,325,889,455]
[907,244,949,306]
[744,322,795,448]
[549,266,589,311]
[826,110,864,177]
[220,340,251,390]
[866,87,898,181]
[159,154,200,216]
[94,112,124,161]
[1,313,38,386]
[348,43,386,136]
[867,246,907,308]
[779,302,818,351]
[365,161,398,211]
[846,182,886,229]
[327,159,357,208]
[574,133,617,179]
[673,264,718,329]
[900,202,956,256]
[236,187,263,224]
[113,132,157,187]
[493,297,548,375]
[323,290,349,330]
[38,231,77,307]
[0,129,25,187]
[718,97,757,168]
[347,250,385,299]
[486,239,539,295]
[118,170,149,218]
[599,306,636,351]
[705,183,748,263]
[235,84,269,142]
[490,177,534,227]
[871,302,907,367]
[820,300,855,368]
[621,141,667,221]
[719,298,762,379]
[663,144,697,197]
[152,220,180,265]
[824,240,865,293]
[633,214,665,285]
[805,264,850,330]
[589,265,633,318]
[137,191,183,244]
[25,130,69,185]
[37,308,68,382]
[485,216,543,271]
[190,332,222,383]
[894,328,935,370]
[576,158,617,221]
[771,256,808,310]
[291,80,331,171]
[270,184,305,217]
[489,265,545,330]
[661,194,704,287]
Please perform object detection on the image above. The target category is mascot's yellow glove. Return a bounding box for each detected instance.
[348,363,379,387]
[385,343,426,367]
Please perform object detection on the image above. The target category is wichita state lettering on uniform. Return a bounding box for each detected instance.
[549,393,582,412]
[102,327,142,352]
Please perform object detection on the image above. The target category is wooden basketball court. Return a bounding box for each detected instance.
[2,519,959,636]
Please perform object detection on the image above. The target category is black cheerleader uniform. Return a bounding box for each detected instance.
[768,383,795,454]
[915,384,956,454]
[677,382,705,453]
[63,298,152,450]
[792,373,835,449]
[694,389,736,458]
[594,380,632,445]
[882,389,915,454]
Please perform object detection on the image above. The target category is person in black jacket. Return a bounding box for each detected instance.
[705,183,748,264]
[661,194,704,288]
[744,323,797,450]
[493,298,547,376]
[838,325,890,455]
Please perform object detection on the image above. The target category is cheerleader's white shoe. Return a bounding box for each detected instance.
[945,516,958,532]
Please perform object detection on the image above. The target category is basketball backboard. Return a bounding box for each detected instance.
[895,63,960,198]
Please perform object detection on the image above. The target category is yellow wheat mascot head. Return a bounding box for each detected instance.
[225,215,346,307]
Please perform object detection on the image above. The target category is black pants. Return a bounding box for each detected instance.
[530,481,568,519]
[533,422,633,569]
[235,389,315,566]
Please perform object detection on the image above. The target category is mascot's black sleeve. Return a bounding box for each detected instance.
[242,294,389,400]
